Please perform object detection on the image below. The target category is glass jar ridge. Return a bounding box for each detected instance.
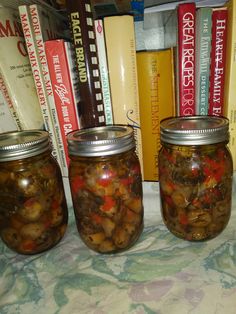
[67,125,144,253]
[159,116,233,241]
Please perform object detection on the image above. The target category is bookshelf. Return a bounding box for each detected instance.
[1,0,236,167]
[0,2,236,313]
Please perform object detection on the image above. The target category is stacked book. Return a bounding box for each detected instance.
[0,1,81,177]
[143,0,236,170]
[0,0,235,180]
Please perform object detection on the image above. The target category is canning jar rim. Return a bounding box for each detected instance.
[67,125,136,157]
[160,116,229,145]
[0,130,51,161]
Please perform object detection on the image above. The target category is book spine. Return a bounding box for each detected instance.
[177,3,196,116]
[0,73,22,131]
[45,39,80,166]
[19,5,64,173]
[0,76,19,132]
[224,0,236,170]
[94,19,113,125]
[208,8,228,116]
[63,41,81,129]
[104,15,143,177]
[195,7,212,115]
[0,6,44,130]
[137,49,175,181]
[29,4,68,177]
[66,0,106,128]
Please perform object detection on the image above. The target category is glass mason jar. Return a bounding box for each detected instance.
[0,130,68,254]
[159,116,233,241]
[67,125,144,253]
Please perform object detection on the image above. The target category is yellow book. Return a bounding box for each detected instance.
[137,49,175,181]
[104,15,143,177]
[224,0,236,170]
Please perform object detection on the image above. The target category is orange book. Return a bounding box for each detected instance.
[137,48,175,181]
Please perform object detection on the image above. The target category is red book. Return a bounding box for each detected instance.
[208,8,228,116]
[177,2,196,116]
[45,39,81,166]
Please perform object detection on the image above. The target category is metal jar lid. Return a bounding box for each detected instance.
[0,130,50,162]
[160,116,229,145]
[67,125,135,157]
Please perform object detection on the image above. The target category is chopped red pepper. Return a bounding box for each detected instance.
[191,167,199,176]
[101,196,116,212]
[97,169,116,187]
[21,239,36,252]
[24,198,36,208]
[214,166,225,182]
[203,193,211,205]
[44,220,51,229]
[120,177,133,186]
[192,197,201,207]
[167,181,177,191]
[97,177,111,187]
[203,156,225,182]
[179,213,188,225]
[131,163,141,174]
[51,199,60,210]
[217,148,225,159]
[71,175,84,193]
[126,208,134,220]
[203,166,212,178]
[163,147,175,163]
[163,195,174,207]
[91,213,103,224]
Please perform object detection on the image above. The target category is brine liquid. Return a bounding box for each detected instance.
[0,152,68,254]
[69,150,143,253]
[159,143,233,241]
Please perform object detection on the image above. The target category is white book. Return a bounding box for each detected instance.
[195,7,212,115]
[30,4,68,176]
[0,72,21,131]
[104,15,143,176]
[0,5,44,130]
[18,4,66,176]
[94,19,113,125]
[0,83,18,133]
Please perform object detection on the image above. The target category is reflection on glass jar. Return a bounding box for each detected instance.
[67,125,144,253]
[159,116,233,241]
[0,130,68,254]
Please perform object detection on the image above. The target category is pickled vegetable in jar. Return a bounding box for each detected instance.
[0,130,68,254]
[67,125,143,253]
[159,116,233,241]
